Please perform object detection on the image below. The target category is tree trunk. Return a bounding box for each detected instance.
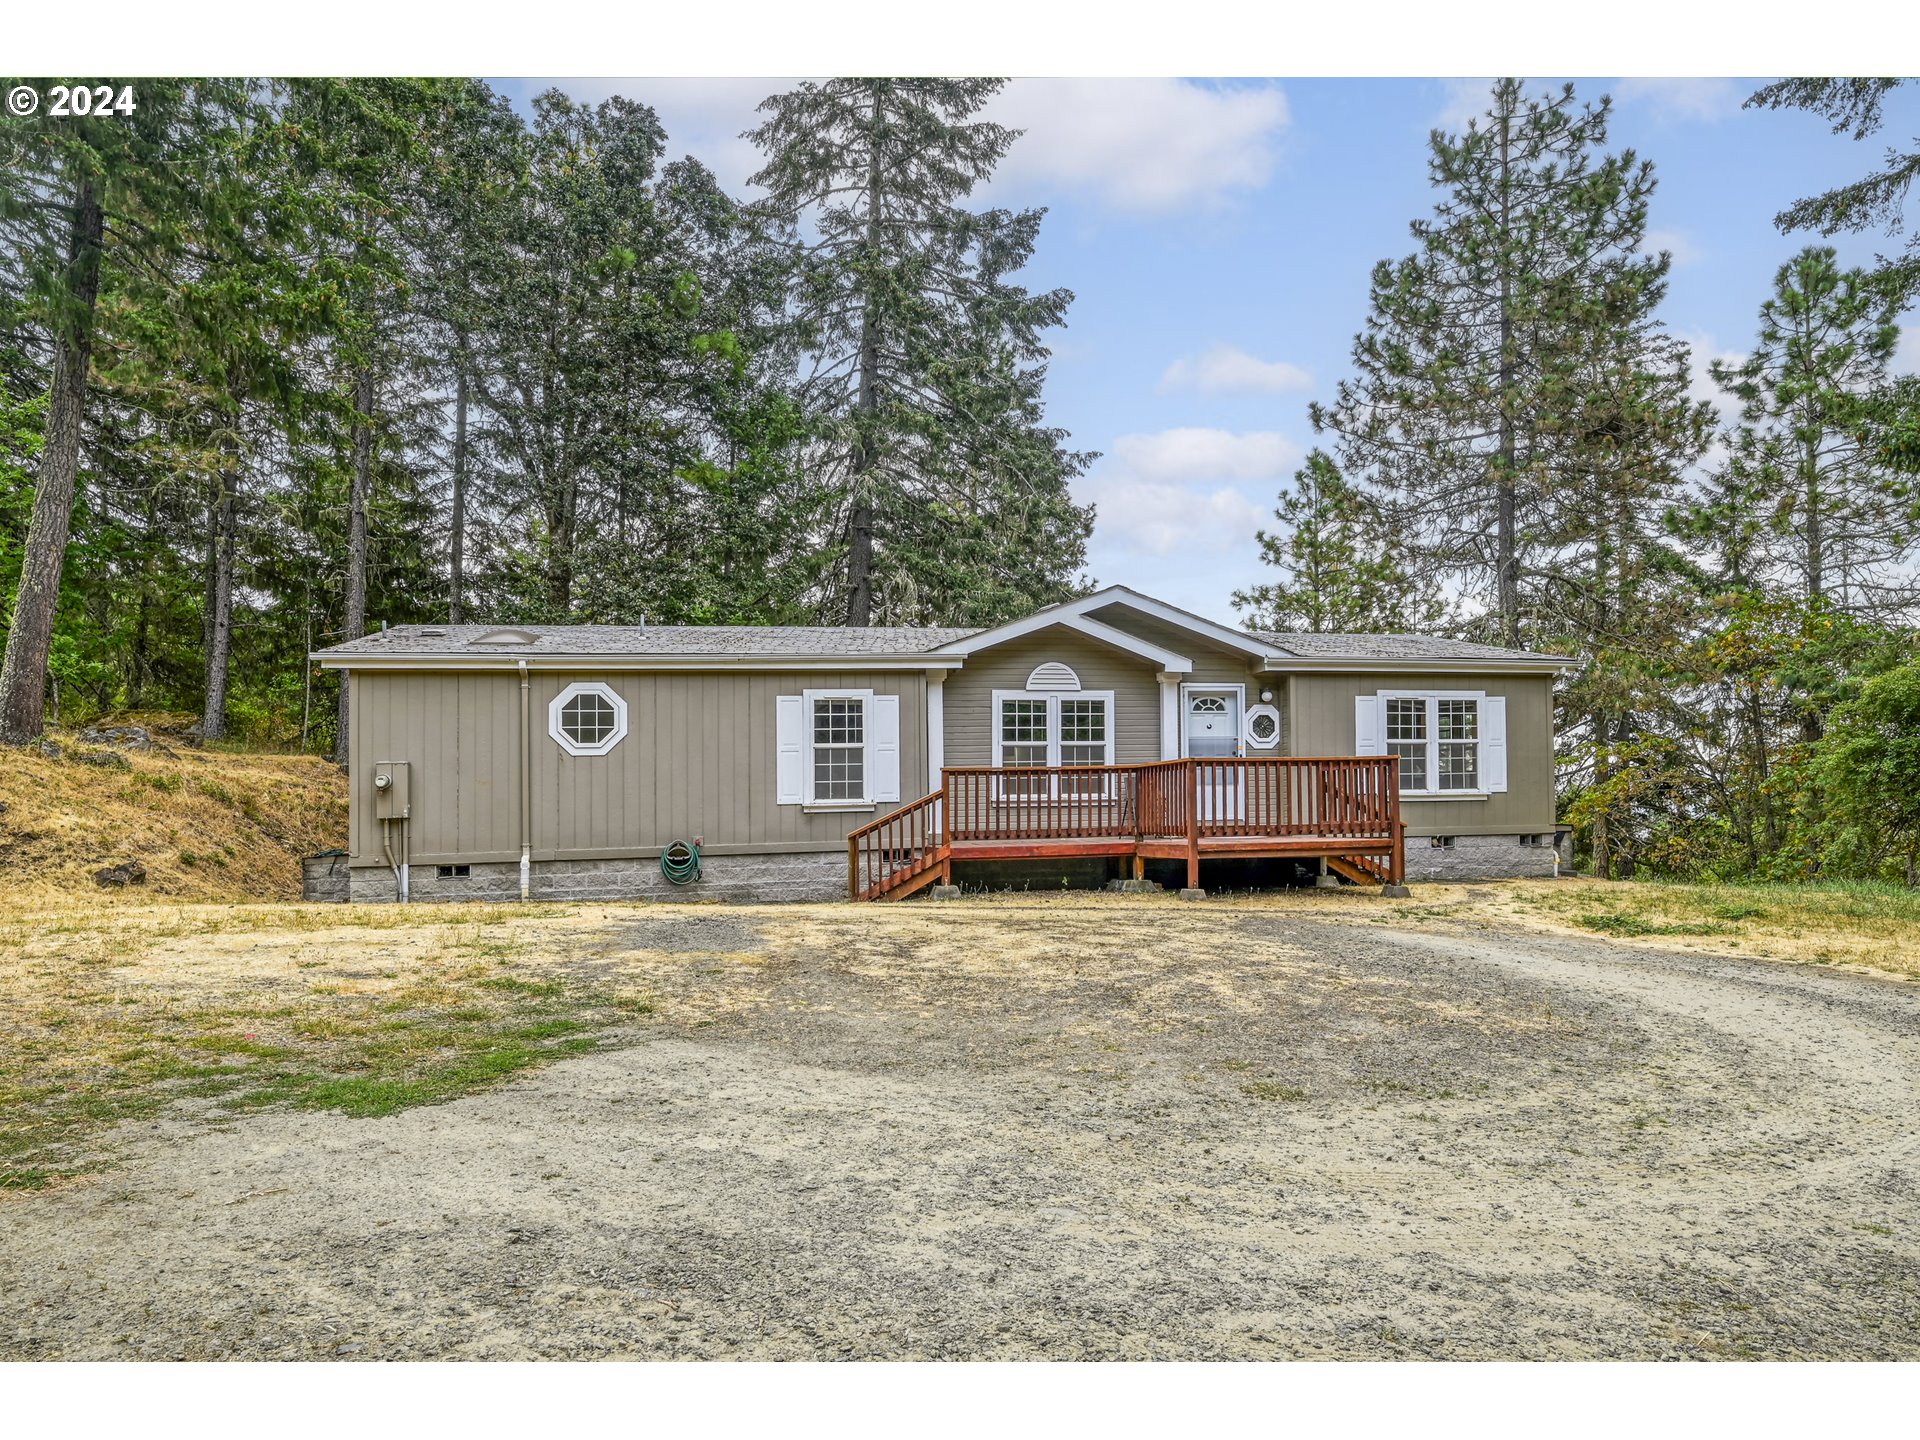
[335,366,374,765]
[201,459,238,741]
[1493,101,1520,649]
[0,174,103,744]
[845,86,884,628]
[449,349,468,624]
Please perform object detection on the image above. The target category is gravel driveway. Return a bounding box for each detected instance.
[4,900,1917,1359]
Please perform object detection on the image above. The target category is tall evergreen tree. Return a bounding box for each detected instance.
[1709,246,1910,625]
[748,78,1092,625]
[1233,450,1435,634]
[0,78,254,743]
[1311,79,1661,648]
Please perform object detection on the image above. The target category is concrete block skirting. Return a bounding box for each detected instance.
[347,850,846,904]
[1402,832,1565,882]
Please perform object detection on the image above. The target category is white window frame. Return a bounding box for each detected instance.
[802,688,875,809]
[548,680,628,757]
[990,689,1117,771]
[1379,690,1486,797]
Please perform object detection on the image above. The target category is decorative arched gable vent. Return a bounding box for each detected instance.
[1026,662,1081,691]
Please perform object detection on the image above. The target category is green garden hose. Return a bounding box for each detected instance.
[660,839,702,887]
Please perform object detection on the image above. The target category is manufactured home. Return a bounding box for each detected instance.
[312,586,1573,902]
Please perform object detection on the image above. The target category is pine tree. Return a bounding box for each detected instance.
[1710,246,1909,624]
[1311,79,1661,648]
[1232,450,1435,634]
[748,78,1092,625]
[0,78,254,743]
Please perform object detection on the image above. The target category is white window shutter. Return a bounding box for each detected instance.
[776,695,805,805]
[1481,696,1508,792]
[871,694,901,802]
[1353,695,1383,756]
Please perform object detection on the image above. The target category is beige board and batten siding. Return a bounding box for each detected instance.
[348,666,926,867]
[1285,669,1556,834]
[942,626,1163,768]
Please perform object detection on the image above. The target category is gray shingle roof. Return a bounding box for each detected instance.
[314,623,980,659]
[1253,631,1572,663]
[314,617,1571,666]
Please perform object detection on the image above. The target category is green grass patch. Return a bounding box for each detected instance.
[0,920,656,1189]
[1241,1081,1309,1102]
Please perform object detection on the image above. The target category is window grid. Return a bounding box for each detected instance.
[1058,698,1107,769]
[1384,696,1483,793]
[559,691,617,746]
[812,696,866,802]
[1385,697,1428,793]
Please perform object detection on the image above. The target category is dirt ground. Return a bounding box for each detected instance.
[4,893,1918,1360]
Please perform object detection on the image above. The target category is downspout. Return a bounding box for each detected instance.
[518,659,532,900]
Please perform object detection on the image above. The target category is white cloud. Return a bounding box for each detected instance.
[1075,427,1298,560]
[1433,78,1493,132]
[528,77,796,194]
[532,76,1288,218]
[1894,326,1920,377]
[1612,78,1743,123]
[1644,227,1703,267]
[1158,343,1312,396]
[1106,428,1301,486]
[985,79,1289,215]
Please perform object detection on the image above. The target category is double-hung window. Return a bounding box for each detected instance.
[992,690,1115,793]
[775,689,901,809]
[811,695,867,802]
[1363,691,1506,796]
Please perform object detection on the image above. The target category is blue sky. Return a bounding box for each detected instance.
[492,77,1920,625]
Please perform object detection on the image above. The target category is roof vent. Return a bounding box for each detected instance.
[470,628,539,646]
[1027,661,1082,691]
[419,627,447,638]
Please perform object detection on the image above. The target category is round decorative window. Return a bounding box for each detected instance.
[1244,702,1282,750]
[548,681,628,757]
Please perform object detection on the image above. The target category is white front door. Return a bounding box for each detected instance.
[1185,687,1244,823]
[1184,688,1242,758]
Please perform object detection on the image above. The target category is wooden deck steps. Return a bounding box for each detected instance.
[848,757,1408,902]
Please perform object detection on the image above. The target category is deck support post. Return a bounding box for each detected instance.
[1185,758,1200,890]
[847,837,859,901]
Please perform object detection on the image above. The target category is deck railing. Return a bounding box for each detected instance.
[848,756,1403,898]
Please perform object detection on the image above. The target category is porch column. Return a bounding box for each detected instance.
[1157,672,1181,760]
[926,670,945,796]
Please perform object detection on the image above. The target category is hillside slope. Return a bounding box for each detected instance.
[0,725,347,902]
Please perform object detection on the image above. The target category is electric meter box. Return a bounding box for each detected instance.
[373,760,411,820]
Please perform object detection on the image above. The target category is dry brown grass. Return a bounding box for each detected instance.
[0,901,658,1190]
[0,729,346,902]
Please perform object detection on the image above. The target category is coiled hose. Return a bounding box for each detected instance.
[660,839,702,887]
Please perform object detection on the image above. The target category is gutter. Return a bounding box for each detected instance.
[312,653,968,673]
[517,658,531,901]
[1258,656,1577,675]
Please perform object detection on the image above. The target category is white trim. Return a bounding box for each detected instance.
[800,687,877,807]
[990,688,1116,769]
[1244,702,1282,750]
[925,671,945,796]
[1178,682,1246,759]
[927,593,1202,670]
[1157,673,1181,761]
[927,584,1276,660]
[1376,689,1490,798]
[1261,655,1573,674]
[547,681,628,757]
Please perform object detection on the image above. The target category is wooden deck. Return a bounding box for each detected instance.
[847,757,1405,901]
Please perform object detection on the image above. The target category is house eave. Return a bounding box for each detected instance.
[312,652,969,673]
[1259,655,1578,675]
